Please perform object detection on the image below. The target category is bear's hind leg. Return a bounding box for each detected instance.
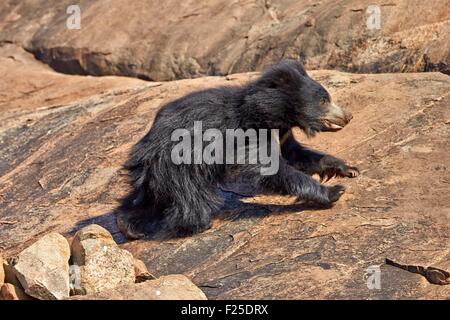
[158,174,224,236]
[162,188,222,236]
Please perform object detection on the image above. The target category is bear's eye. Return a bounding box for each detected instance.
[319,98,329,107]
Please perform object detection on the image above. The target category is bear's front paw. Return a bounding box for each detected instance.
[319,156,360,181]
[307,184,346,208]
[326,184,346,203]
[341,165,359,178]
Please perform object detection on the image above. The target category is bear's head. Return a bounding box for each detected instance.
[257,59,353,136]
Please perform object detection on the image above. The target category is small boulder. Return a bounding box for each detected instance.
[70,274,207,300]
[71,224,135,295]
[3,258,21,287]
[0,283,34,300]
[133,258,156,283]
[12,233,70,300]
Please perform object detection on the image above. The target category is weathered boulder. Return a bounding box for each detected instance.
[70,275,207,300]
[0,256,4,286]
[12,233,70,300]
[133,258,156,283]
[2,259,21,287]
[70,224,135,295]
[0,283,34,300]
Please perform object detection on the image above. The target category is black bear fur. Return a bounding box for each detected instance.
[117,59,359,239]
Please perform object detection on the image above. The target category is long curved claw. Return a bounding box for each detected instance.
[325,172,335,182]
[319,172,326,182]
[319,169,336,182]
[319,165,359,182]
[346,166,360,178]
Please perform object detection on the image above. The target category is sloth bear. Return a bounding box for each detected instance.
[117,59,359,239]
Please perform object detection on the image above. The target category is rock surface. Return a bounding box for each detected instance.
[12,233,70,300]
[0,0,448,80]
[70,224,135,295]
[0,45,449,299]
[70,275,207,300]
[0,283,34,300]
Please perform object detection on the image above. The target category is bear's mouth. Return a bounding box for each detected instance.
[321,102,353,132]
[322,119,345,131]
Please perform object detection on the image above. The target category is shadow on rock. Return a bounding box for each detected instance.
[70,183,328,243]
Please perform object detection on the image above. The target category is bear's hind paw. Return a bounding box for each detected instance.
[117,213,147,240]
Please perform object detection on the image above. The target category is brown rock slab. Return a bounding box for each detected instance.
[12,233,70,300]
[70,224,135,295]
[134,258,156,283]
[0,283,34,300]
[0,45,449,299]
[70,275,207,300]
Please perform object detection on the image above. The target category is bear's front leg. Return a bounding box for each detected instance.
[280,129,359,181]
[256,159,346,207]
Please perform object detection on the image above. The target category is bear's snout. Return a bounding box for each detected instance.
[322,102,352,131]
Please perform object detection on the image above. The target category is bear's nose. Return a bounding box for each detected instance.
[346,112,353,122]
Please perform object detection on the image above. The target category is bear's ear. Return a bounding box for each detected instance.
[259,61,303,89]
